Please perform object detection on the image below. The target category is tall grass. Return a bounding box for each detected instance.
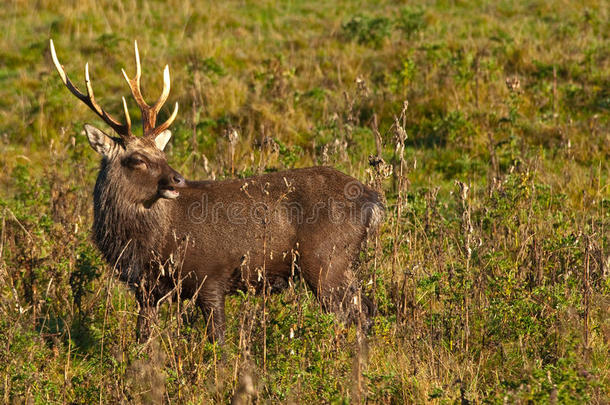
[0,0,608,403]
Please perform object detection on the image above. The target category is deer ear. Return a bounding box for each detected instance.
[84,124,116,157]
[154,130,172,151]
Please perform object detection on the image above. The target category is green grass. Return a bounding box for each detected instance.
[0,0,608,403]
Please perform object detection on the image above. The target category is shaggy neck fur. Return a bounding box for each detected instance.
[92,158,170,285]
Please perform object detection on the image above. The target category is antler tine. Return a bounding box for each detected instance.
[133,40,142,82]
[121,40,149,110]
[150,102,179,138]
[49,39,131,138]
[121,97,132,133]
[121,40,178,137]
[151,65,171,115]
[122,40,158,135]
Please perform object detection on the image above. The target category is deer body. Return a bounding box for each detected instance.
[50,40,383,342]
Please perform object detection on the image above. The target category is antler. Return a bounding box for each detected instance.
[121,41,179,138]
[49,39,132,138]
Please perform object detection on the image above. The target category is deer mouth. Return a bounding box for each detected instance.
[158,170,185,200]
[159,187,180,199]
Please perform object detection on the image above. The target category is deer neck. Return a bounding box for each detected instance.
[91,161,171,284]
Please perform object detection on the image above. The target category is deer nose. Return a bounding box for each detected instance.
[172,173,185,187]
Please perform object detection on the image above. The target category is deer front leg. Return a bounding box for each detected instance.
[136,304,158,343]
[135,288,159,343]
[197,289,226,344]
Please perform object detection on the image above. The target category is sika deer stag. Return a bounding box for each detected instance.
[50,40,384,343]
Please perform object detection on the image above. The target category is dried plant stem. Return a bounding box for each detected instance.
[98,242,131,405]
[351,321,368,404]
[0,211,5,264]
[456,181,473,352]
[474,53,480,109]
[99,272,114,405]
[5,208,33,242]
[372,235,379,307]
[262,223,268,374]
[63,324,72,404]
[191,87,199,153]
[583,236,591,356]
[552,65,558,123]
[391,161,403,289]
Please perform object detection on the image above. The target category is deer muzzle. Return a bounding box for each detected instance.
[158,171,186,199]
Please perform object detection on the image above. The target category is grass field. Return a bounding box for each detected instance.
[0,0,608,403]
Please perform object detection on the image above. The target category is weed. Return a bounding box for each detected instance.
[0,0,608,403]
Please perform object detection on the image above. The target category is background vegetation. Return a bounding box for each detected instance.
[0,0,608,403]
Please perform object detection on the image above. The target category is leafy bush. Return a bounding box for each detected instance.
[342,15,392,48]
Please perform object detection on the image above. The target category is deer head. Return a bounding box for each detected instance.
[50,39,185,202]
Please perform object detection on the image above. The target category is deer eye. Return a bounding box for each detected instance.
[125,155,147,169]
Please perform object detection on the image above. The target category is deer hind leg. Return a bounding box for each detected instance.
[299,248,374,331]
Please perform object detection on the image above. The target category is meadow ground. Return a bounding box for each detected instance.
[0,0,608,403]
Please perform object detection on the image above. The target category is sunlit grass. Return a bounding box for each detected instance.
[0,0,608,403]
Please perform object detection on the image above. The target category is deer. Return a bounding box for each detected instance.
[49,39,384,343]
